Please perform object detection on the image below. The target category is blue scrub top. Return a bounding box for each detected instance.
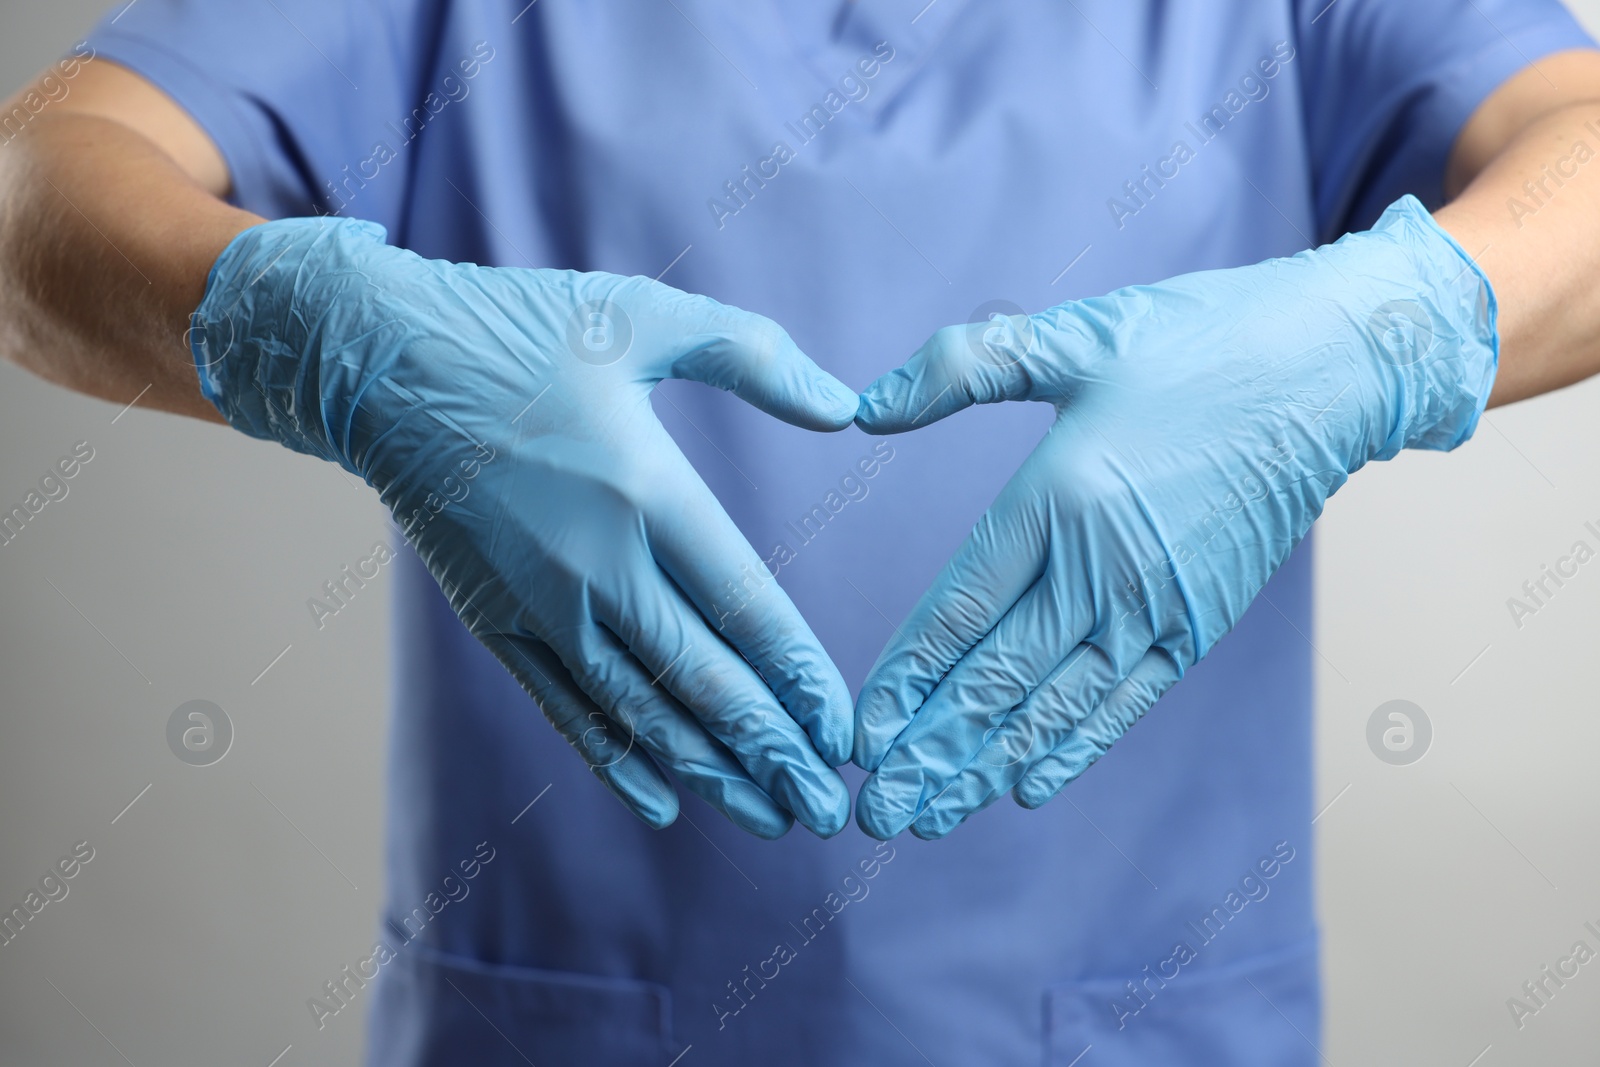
[89,2,1590,1064]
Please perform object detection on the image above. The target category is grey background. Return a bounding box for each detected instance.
[2,2,1598,1064]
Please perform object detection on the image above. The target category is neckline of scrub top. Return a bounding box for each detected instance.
[763,0,976,119]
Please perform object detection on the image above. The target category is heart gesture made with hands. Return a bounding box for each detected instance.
[193,197,1496,840]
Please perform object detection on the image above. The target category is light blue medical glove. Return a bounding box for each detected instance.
[191,217,860,839]
[851,195,1497,840]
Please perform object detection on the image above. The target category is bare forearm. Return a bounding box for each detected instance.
[0,112,260,421]
[1437,99,1600,408]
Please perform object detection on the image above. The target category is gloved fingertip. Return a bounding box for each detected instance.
[758,378,859,433]
[720,790,793,838]
[809,773,852,837]
[593,753,680,829]
[853,778,915,841]
[800,674,856,767]
[813,375,864,432]
[851,731,888,772]
[760,324,860,431]
[811,795,850,839]
[1012,779,1055,811]
[821,725,852,769]
[746,810,796,841]
[853,800,892,840]
[631,789,680,829]
[713,779,796,839]
[851,386,911,436]
[851,688,899,771]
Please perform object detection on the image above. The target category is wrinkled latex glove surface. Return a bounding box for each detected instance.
[192,217,860,838]
[852,195,1498,840]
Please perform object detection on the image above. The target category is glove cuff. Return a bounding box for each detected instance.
[1361,195,1500,457]
[189,216,394,473]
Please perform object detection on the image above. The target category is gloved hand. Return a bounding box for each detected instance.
[851,195,1497,840]
[191,216,859,838]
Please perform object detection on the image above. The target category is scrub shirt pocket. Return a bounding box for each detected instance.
[367,943,679,1067]
[1043,936,1321,1067]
